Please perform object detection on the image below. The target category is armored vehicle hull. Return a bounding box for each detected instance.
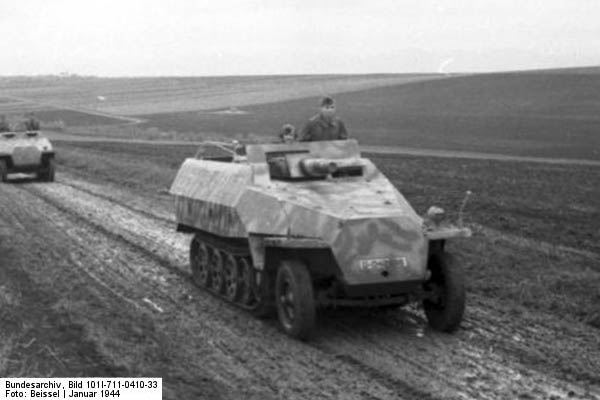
[170,140,471,339]
[0,131,55,182]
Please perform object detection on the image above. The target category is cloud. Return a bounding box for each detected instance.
[0,0,599,75]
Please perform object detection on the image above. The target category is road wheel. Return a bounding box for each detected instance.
[275,260,316,340]
[0,159,7,182]
[209,248,225,294]
[248,268,274,319]
[190,236,211,287]
[223,253,241,301]
[237,256,254,306]
[237,257,273,317]
[423,252,465,332]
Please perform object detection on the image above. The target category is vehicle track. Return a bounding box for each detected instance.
[53,170,600,357]
[5,181,411,399]
[37,175,474,398]
[14,179,593,399]
[54,175,175,225]
[4,174,599,399]
[316,317,583,400]
[24,182,430,399]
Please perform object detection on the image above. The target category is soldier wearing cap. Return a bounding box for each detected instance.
[279,123,297,143]
[24,113,40,131]
[299,96,348,142]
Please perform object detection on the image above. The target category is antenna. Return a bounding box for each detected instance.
[458,190,472,228]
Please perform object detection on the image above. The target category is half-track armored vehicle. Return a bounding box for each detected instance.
[0,131,55,182]
[170,139,471,340]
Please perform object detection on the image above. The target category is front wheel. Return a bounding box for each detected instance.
[275,260,316,340]
[0,159,7,182]
[45,158,56,182]
[423,252,466,332]
[37,158,55,182]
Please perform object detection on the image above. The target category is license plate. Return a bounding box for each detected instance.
[359,257,408,272]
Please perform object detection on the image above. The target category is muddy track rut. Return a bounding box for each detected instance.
[1,172,599,400]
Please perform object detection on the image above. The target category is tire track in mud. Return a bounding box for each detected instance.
[319,313,588,400]
[40,181,444,396]
[55,176,175,225]
[23,176,444,399]
[12,176,600,400]
[1,184,179,320]
[52,172,600,396]
[0,187,171,378]
[3,188,274,399]
[9,179,442,399]
[458,299,600,389]
[8,181,409,400]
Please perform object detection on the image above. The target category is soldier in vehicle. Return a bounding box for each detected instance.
[267,124,297,176]
[0,115,10,132]
[24,113,40,131]
[279,123,297,143]
[298,96,348,142]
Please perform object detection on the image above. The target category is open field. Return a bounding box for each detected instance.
[0,97,131,128]
[1,69,599,398]
[0,74,441,116]
[3,69,599,160]
[1,140,598,399]
[137,71,600,159]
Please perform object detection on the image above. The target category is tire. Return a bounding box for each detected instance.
[275,260,316,340]
[423,252,466,332]
[38,158,55,182]
[45,158,55,182]
[0,159,7,182]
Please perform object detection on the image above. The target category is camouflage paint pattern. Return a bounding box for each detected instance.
[170,159,251,237]
[0,131,53,167]
[171,140,434,286]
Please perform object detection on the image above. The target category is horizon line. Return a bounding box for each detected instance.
[0,64,598,80]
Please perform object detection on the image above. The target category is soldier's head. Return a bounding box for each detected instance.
[279,123,296,143]
[319,96,336,121]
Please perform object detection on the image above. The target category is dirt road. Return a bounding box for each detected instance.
[44,131,600,166]
[1,170,598,400]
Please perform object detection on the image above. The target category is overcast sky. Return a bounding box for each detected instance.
[1,0,599,76]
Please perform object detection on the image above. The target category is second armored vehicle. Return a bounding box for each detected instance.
[170,139,471,340]
[0,131,55,182]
